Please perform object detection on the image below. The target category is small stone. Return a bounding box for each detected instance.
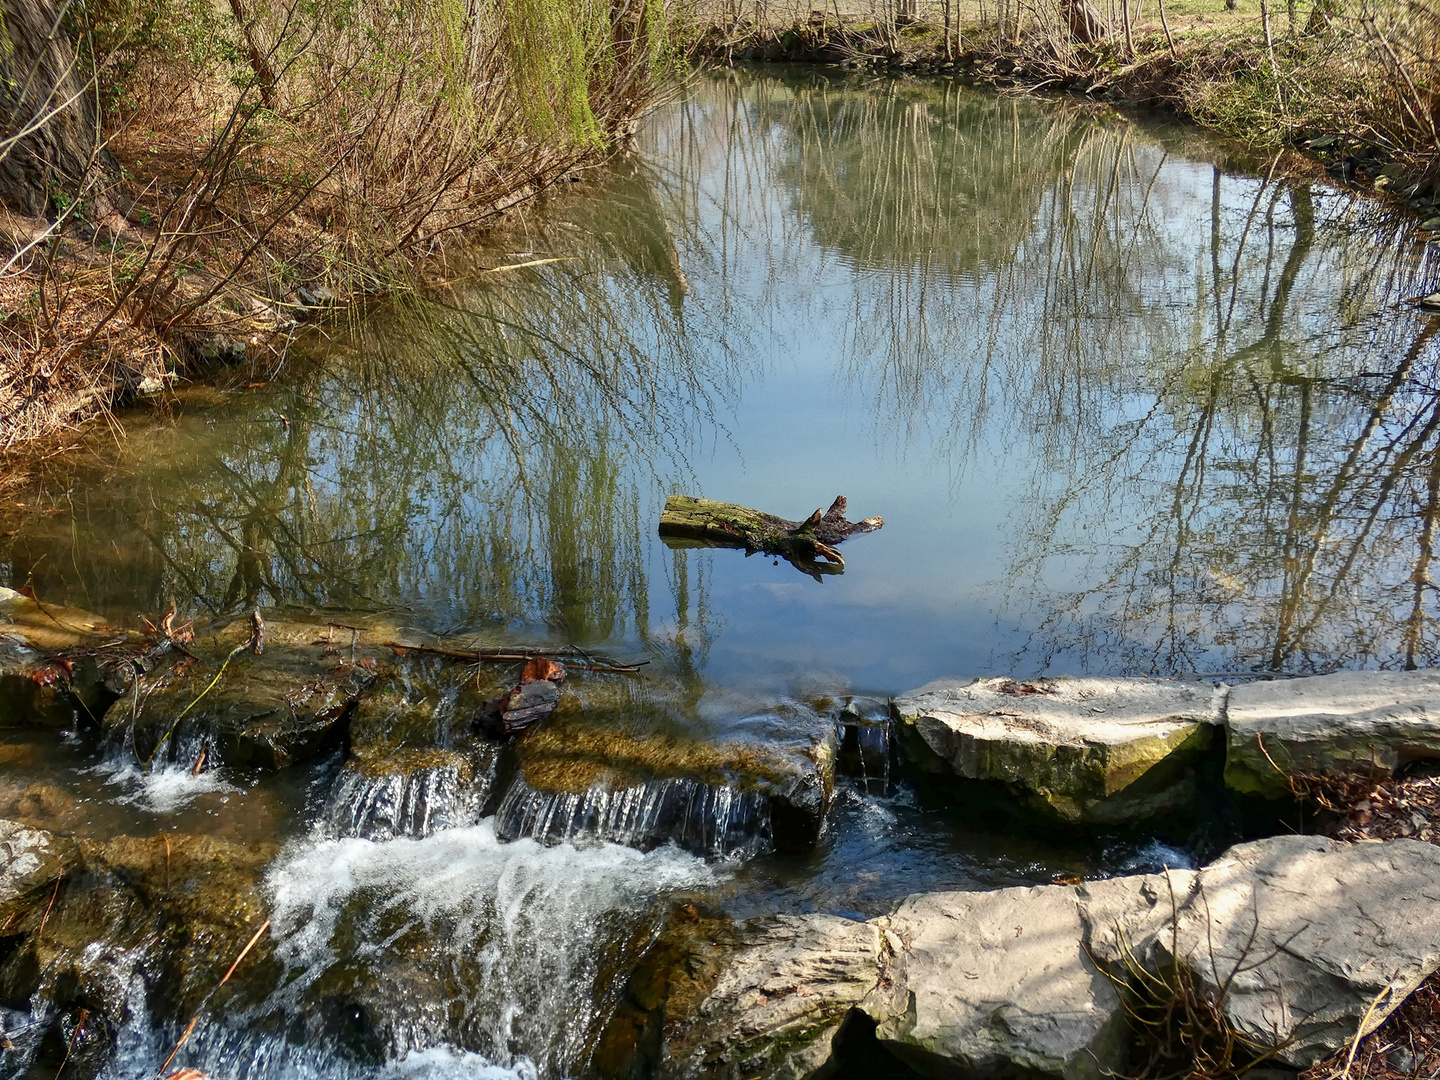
[1389,1046,1417,1073]
[1422,217,1440,231]
[295,284,336,308]
[1421,292,1440,310]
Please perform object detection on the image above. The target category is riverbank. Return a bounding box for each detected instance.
[0,0,682,453]
[688,2,1440,225]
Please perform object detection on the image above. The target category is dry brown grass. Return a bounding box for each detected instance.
[1,0,683,452]
[686,0,1440,202]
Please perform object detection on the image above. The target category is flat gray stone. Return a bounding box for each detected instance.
[893,676,1224,822]
[1224,671,1440,797]
[661,836,1440,1078]
[1174,835,1440,1067]
[879,885,1129,1079]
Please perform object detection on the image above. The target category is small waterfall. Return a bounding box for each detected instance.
[493,776,771,860]
[262,822,715,1077]
[324,760,492,840]
[838,716,892,796]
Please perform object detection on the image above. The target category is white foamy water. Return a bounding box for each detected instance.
[94,757,239,813]
[387,1046,538,1080]
[264,819,716,1075]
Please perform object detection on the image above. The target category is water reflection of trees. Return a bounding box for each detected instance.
[5,167,733,652]
[10,70,1440,677]
[663,69,1440,674]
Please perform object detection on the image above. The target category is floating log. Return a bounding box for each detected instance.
[658,495,882,579]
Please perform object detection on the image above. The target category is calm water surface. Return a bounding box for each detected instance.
[10,70,1440,694]
[3,67,1440,1080]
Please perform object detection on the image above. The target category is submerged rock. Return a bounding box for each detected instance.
[652,835,1440,1078]
[1224,670,1440,797]
[892,676,1223,823]
[0,592,134,728]
[0,822,278,1079]
[100,647,379,770]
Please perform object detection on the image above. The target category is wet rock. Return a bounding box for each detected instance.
[892,676,1223,822]
[495,773,772,859]
[328,664,504,838]
[101,647,379,770]
[0,593,129,728]
[1224,671,1440,798]
[0,819,79,921]
[326,747,497,840]
[501,696,837,856]
[657,835,1440,1078]
[0,827,278,1064]
[661,915,893,1080]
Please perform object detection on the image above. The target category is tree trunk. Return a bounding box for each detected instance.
[0,0,111,217]
[1063,0,1110,42]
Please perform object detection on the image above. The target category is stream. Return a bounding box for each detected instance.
[1,66,1439,1079]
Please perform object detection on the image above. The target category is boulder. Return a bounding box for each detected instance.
[892,676,1223,822]
[660,915,894,1080]
[1224,671,1440,798]
[654,836,1440,1078]
[1162,835,1440,1068]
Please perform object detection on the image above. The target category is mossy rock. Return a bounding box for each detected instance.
[893,677,1224,824]
[100,647,380,770]
[0,825,279,1078]
[503,694,837,854]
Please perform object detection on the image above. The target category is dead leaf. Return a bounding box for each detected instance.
[521,657,566,683]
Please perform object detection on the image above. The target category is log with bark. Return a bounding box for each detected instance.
[658,495,882,580]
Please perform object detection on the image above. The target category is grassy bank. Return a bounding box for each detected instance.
[0,0,683,449]
[687,1,1440,219]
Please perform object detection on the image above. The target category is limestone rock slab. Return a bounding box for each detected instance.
[893,676,1223,822]
[1175,835,1440,1067]
[879,885,1129,1079]
[658,836,1440,1078]
[1224,671,1440,797]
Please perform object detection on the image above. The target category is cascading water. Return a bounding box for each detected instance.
[837,715,893,797]
[257,820,717,1078]
[493,775,771,859]
[323,763,490,840]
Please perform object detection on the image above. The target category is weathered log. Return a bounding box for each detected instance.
[658,495,882,578]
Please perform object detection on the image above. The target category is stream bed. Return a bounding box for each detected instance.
[1,67,1439,1079]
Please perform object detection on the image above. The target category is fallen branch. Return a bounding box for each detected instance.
[658,494,882,579]
[380,641,646,675]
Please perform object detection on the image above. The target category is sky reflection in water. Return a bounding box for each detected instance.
[7,67,1440,700]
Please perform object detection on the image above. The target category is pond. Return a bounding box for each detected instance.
[1,66,1438,1080]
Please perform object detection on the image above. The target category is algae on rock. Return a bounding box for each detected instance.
[892,676,1224,823]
